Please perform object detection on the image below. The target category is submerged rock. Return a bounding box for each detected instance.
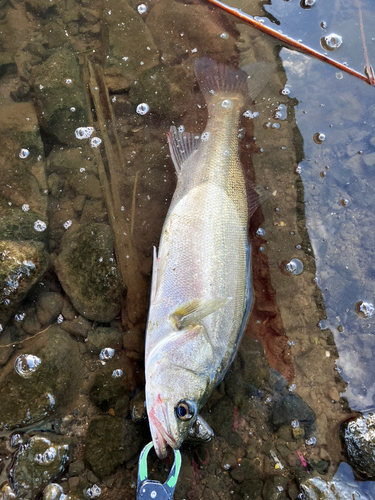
[343,413,375,478]
[55,223,123,322]
[0,326,83,430]
[104,0,159,91]
[87,326,123,354]
[9,434,69,500]
[84,416,145,478]
[33,48,88,145]
[0,240,49,326]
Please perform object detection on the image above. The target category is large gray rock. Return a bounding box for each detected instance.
[55,223,124,322]
[9,434,69,500]
[0,240,50,326]
[344,413,375,478]
[33,48,88,145]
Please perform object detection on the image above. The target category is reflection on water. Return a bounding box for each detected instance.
[0,0,375,498]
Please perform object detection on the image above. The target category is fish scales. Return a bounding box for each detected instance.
[145,57,267,458]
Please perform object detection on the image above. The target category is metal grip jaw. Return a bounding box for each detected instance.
[136,442,181,500]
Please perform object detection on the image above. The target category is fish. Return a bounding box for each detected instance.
[145,57,269,458]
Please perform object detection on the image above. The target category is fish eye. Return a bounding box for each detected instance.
[176,400,195,421]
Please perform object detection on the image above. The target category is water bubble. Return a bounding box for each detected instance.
[313,132,326,144]
[320,21,327,29]
[65,78,72,85]
[112,369,123,378]
[10,433,24,448]
[86,485,102,499]
[300,0,315,8]
[4,299,10,306]
[288,384,296,392]
[336,72,343,80]
[281,87,290,96]
[355,301,374,319]
[35,446,57,464]
[70,107,76,112]
[177,125,185,133]
[63,220,72,230]
[136,103,150,115]
[43,484,65,500]
[22,204,30,212]
[272,122,281,129]
[340,198,349,207]
[285,258,304,275]
[201,131,210,142]
[90,137,102,148]
[295,165,302,174]
[321,33,343,51]
[222,99,231,108]
[291,419,299,428]
[15,313,26,322]
[137,3,147,14]
[14,354,41,378]
[34,220,47,232]
[256,228,265,236]
[243,110,259,119]
[220,32,229,39]
[305,436,317,446]
[75,127,94,139]
[57,314,64,324]
[274,104,287,120]
[99,347,115,361]
[19,148,30,159]
[0,324,3,333]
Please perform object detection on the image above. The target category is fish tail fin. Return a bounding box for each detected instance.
[194,58,271,105]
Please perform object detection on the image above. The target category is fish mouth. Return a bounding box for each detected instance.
[148,397,177,459]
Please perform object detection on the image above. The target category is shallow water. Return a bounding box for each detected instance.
[1,0,375,498]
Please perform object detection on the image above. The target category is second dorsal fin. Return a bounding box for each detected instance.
[167,126,200,175]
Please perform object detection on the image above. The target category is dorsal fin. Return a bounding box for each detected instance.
[167,126,200,175]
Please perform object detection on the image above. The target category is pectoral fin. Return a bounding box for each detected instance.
[170,297,232,330]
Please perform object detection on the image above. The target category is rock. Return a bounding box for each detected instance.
[69,459,85,477]
[60,315,91,339]
[9,434,69,500]
[301,475,371,500]
[33,48,88,145]
[104,0,159,91]
[55,223,124,322]
[84,416,146,478]
[343,413,375,478]
[0,52,16,78]
[80,199,107,224]
[271,394,316,434]
[87,326,123,354]
[36,292,64,326]
[0,102,48,226]
[0,326,83,430]
[67,172,102,199]
[89,366,128,412]
[130,390,146,422]
[0,240,49,327]
[48,147,98,177]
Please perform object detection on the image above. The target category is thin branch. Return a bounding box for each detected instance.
[206,0,375,86]
[355,0,375,84]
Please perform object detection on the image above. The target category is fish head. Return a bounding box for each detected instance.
[145,324,213,458]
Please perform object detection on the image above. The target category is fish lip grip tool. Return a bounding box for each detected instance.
[136,442,182,500]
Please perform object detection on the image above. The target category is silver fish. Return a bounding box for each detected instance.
[145,57,267,458]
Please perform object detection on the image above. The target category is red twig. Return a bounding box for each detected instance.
[206,0,375,86]
[355,0,375,84]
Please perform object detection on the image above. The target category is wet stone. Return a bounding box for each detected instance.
[33,48,88,145]
[10,434,69,500]
[344,413,375,478]
[60,315,92,339]
[43,483,65,500]
[271,393,316,434]
[69,459,85,477]
[301,475,371,500]
[0,240,49,326]
[0,52,16,78]
[89,366,128,412]
[0,326,83,430]
[84,416,146,479]
[55,223,124,322]
[36,292,64,326]
[87,326,123,354]
[104,0,159,91]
